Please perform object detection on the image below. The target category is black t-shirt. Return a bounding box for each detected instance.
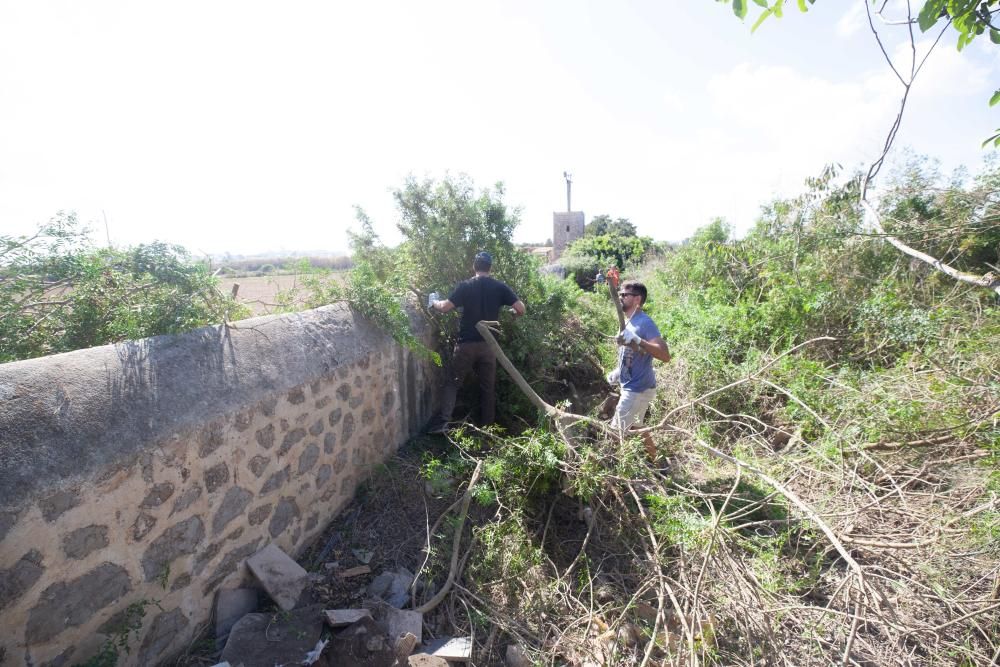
[449,275,518,342]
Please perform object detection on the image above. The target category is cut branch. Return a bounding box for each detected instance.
[863,201,1000,297]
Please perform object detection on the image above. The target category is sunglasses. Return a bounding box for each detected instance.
[618,292,639,297]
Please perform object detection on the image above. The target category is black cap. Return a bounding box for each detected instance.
[474,251,492,269]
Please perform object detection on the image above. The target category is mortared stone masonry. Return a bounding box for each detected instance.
[0,303,436,666]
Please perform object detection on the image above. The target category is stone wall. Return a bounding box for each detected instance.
[0,304,437,666]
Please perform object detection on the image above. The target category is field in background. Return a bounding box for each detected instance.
[219,273,346,315]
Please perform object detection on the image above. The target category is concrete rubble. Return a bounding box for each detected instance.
[219,603,325,667]
[245,543,309,611]
[213,588,258,649]
[219,543,463,667]
[368,566,416,608]
[409,654,449,666]
[324,608,373,627]
[418,636,472,662]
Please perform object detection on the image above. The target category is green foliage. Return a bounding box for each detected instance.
[473,427,566,508]
[0,213,249,363]
[877,153,1000,274]
[561,233,656,289]
[345,259,441,366]
[340,174,609,416]
[646,493,709,548]
[640,159,999,448]
[585,214,637,238]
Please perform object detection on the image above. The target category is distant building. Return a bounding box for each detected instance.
[553,211,584,260]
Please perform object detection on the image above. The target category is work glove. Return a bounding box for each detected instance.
[616,328,640,352]
[427,292,440,309]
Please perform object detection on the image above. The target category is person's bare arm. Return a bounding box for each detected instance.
[639,335,671,363]
[432,299,456,314]
[510,299,526,317]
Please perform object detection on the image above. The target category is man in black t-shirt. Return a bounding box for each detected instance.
[428,251,526,431]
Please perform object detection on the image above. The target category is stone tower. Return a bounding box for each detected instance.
[553,171,584,259]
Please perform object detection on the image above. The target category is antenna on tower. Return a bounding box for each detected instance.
[563,171,573,211]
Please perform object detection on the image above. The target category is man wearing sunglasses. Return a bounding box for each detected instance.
[610,280,671,435]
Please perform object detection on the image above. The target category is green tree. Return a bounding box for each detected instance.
[0,212,249,363]
[560,232,655,288]
[343,174,611,417]
[715,0,1000,296]
[722,0,998,53]
[585,214,637,237]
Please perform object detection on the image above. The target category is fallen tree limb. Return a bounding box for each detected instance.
[415,460,484,614]
[862,201,1000,298]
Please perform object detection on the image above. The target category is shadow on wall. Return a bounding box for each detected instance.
[0,306,371,510]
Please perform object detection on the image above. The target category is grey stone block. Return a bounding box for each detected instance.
[213,487,253,535]
[141,515,205,581]
[40,489,80,522]
[220,604,324,667]
[140,482,176,508]
[421,636,472,662]
[248,504,272,526]
[246,543,307,611]
[132,512,157,541]
[324,608,372,627]
[279,428,306,456]
[198,421,226,458]
[259,465,289,496]
[268,497,300,538]
[201,539,263,597]
[214,588,258,646]
[255,424,275,449]
[137,607,189,665]
[0,511,18,542]
[342,413,355,445]
[385,607,422,644]
[62,525,109,559]
[297,443,320,475]
[26,562,131,643]
[0,550,44,611]
[204,462,230,493]
[248,455,270,478]
[171,484,203,516]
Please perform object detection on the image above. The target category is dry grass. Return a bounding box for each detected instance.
[218,274,346,315]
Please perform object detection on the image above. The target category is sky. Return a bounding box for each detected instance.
[1,0,998,257]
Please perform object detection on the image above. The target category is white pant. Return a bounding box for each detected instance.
[611,387,656,432]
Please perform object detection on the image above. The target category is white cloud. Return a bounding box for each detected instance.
[836,2,866,39]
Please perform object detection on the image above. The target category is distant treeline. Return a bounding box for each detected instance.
[214,255,354,275]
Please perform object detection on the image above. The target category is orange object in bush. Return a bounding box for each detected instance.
[606,266,620,290]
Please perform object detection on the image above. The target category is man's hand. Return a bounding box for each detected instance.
[616,329,641,352]
[427,292,440,309]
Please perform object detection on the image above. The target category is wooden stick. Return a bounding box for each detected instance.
[476,321,558,418]
[415,460,484,614]
[608,279,625,331]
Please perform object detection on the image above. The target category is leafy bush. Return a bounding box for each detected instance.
[329,175,610,420]
[1,213,249,363]
[561,233,656,289]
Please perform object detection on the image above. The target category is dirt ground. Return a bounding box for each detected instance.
[218,274,345,315]
[175,433,525,666]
